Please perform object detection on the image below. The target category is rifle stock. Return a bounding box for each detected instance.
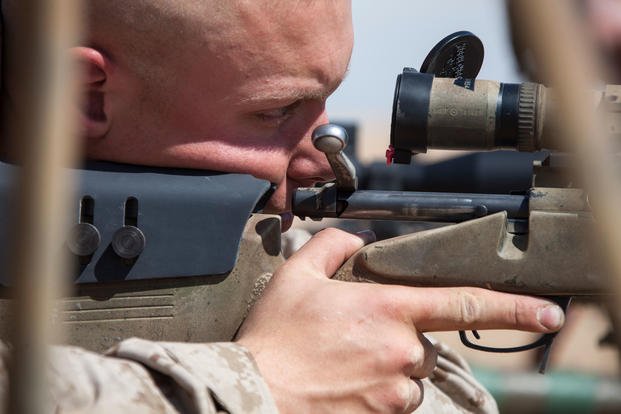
[0,213,284,352]
[333,202,600,296]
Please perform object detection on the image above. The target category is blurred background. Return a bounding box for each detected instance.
[300,1,621,412]
[327,0,521,162]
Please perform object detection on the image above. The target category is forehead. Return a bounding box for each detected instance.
[208,0,353,103]
[233,1,353,57]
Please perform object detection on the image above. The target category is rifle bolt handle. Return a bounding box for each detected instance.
[312,124,348,154]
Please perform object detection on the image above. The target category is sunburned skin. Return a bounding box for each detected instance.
[64,0,354,223]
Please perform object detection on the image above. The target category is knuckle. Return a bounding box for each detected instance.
[316,227,343,238]
[315,227,365,251]
[511,299,522,327]
[458,291,483,324]
[376,338,412,370]
[315,227,352,243]
[401,341,424,372]
[402,336,438,378]
[510,298,539,330]
[384,379,423,413]
[408,379,425,413]
[418,339,438,378]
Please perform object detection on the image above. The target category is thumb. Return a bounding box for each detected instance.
[284,228,375,278]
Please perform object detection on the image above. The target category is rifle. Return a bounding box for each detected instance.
[0,162,283,351]
[292,32,606,372]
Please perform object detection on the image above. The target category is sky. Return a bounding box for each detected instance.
[326,1,523,160]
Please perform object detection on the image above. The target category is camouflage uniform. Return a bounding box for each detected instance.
[0,336,496,413]
[0,339,278,413]
[419,340,499,413]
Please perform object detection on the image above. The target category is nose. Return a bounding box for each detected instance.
[288,110,335,185]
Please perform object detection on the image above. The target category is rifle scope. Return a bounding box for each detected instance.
[388,69,561,165]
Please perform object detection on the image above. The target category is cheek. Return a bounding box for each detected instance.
[165,139,293,184]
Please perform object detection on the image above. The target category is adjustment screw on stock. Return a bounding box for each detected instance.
[112,225,146,260]
[67,222,101,257]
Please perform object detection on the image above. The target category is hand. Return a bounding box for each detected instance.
[236,228,564,414]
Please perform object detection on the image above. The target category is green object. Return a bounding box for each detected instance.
[473,367,621,414]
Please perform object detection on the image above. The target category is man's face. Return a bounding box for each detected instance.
[84,1,353,229]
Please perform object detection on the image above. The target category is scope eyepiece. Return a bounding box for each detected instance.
[389,68,433,163]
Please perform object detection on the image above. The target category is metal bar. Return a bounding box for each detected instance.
[293,187,529,222]
[4,1,81,413]
[509,1,621,355]
[337,191,529,222]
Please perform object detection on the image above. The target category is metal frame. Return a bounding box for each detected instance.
[4,1,81,412]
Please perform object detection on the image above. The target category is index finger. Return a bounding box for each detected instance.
[390,286,565,333]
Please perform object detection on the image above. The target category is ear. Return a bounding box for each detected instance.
[70,47,111,139]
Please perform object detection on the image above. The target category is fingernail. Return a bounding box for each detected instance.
[355,229,376,245]
[537,305,565,330]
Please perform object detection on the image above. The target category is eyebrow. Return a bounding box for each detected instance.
[240,68,350,106]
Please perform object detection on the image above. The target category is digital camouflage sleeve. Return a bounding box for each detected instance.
[0,338,278,414]
[0,336,496,413]
[418,339,499,414]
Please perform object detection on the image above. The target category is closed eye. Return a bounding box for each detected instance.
[255,100,303,125]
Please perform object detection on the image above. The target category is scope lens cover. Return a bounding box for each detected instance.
[388,32,486,165]
[420,31,484,78]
